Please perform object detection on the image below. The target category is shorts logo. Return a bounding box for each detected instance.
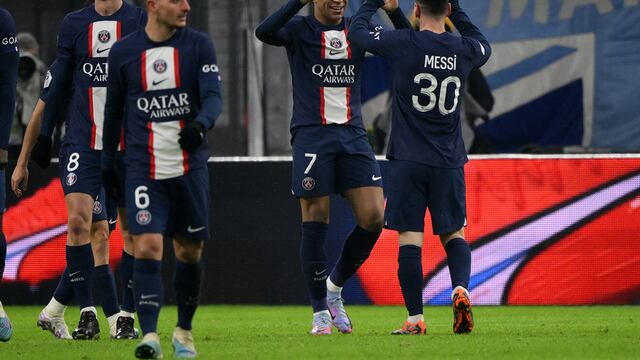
[98,30,111,43]
[93,201,102,215]
[302,177,315,191]
[66,173,77,186]
[153,59,167,74]
[330,37,342,49]
[136,210,152,225]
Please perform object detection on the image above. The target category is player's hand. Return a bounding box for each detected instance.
[31,134,53,168]
[11,165,29,198]
[178,121,206,152]
[450,0,460,11]
[382,0,399,13]
[102,169,123,203]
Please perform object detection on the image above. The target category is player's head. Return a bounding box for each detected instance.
[313,0,348,25]
[147,0,191,29]
[415,0,451,20]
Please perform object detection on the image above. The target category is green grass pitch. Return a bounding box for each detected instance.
[0,305,638,359]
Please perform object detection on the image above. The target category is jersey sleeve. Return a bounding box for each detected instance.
[348,0,404,59]
[102,43,127,171]
[255,0,304,47]
[194,33,223,130]
[40,16,76,138]
[449,2,491,68]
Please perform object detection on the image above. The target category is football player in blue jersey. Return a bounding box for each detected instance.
[256,0,411,335]
[28,0,146,340]
[102,0,222,357]
[349,0,491,335]
[0,5,19,343]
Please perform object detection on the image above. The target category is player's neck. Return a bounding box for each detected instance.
[145,19,178,43]
[94,0,123,17]
[419,16,446,34]
[313,13,342,26]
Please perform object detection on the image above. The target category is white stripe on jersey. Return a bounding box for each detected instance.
[322,30,350,60]
[89,87,106,150]
[149,120,188,180]
[89,21,120,58]
[321,87,350,125]
[142,46,181,91]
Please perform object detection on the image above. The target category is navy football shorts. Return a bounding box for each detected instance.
[291,125,382,198]
[59,143,117,229]
[384,160,467,235]
[125,166,210,241]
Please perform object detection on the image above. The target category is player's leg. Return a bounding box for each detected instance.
[292,129,335,335]
[116,206,139,339]
[126,177,168,359]
[428,166,473,334]
[37,269,73,339]
[89,216,120,336]
[0,200,12,342]
[385,160,428,335]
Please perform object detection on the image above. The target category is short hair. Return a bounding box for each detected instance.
[416,0,449,17]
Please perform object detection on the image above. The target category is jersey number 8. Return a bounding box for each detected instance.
[412,73,461,115]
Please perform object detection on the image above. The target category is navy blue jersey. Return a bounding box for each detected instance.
[0,7,18,55]
[0,7,18,149]
[256,0,410,131]
[349,0,491,168]
[103,28,222,180]
[40,3,146,150]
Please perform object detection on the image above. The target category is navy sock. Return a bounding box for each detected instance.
[173,260,202,331]
[445,238,471,290]
[0,232,5,284]
[300,222,328,313]
[66,244,94,309]
[119,251,136,313]
[93,264,120,318]
[329,225,381,287]
[53,267,74,305]
[134,259,163,335]
[398,245,423,316]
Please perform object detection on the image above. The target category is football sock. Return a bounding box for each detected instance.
[407,314,424,324]
[0,232,5,284]
[45,297,67,316]
[398,245,423,316]
[174,259,202,331]
[134,259,163,335]
[326,278,342,299]
[329,225,380,287]
[66,244,94,309]
[444,238,471,290]
[93,264,120,318]
[119,251,136,313]
[52,268,74,306]
[300,222,328,313]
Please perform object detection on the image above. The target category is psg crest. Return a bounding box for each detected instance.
[93,200,102,215]
[153,59,167,74]
[65,172,77,186]
[302,177,315,191]
[98,30,111,43]
[330,37,342,49]
[136,210,152,225]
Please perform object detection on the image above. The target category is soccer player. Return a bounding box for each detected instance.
[348,0,491,334]
[102,0,222,357]
[0,5,18,343]
[29,0,146,339]
[255,0,410,335]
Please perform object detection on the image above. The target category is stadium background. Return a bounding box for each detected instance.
[1,0,639,306]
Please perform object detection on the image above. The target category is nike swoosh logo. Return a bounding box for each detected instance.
[152,78,168,86]
[140,294,158,300]
[108,219,117,225]
[187,226,206,233]
[96,47,111,54]
[69,271,81,277]
[329,50,344,55]
[314,270,326,275]
[372,175,382,181]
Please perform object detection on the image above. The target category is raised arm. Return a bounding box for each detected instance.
[385,1,412,30]
[255,0,307,47]
[348,0,398,57]
[449,0,491,66]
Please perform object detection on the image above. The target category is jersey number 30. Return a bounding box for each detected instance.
[412,73,461,115]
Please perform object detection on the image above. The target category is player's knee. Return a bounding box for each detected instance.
[359,211,384,233]
[439,229,465,246]
[67,213,91,239]
[174,239,203,264]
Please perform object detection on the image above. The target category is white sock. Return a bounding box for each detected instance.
[451,286,469,301]
[326,278,342,295]
[45,297,67,316]
[407,314,424,324]
[107,313,119,329]
[120,310,135,319]
[0,301,5,318]
[313,310,331,318]
[80,306,97,315]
